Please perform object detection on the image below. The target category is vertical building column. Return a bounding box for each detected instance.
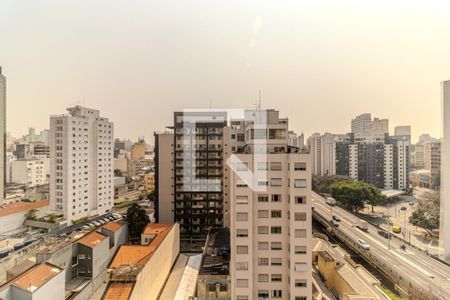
[440,80,450,262]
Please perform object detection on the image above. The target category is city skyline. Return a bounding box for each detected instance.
[2,1,450,141]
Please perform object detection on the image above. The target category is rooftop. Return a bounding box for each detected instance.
[10,263,62,292]
[102,221,125,233]
[102,282,135,300]
[78,231,108,248]
[0,199,49,217]
[110,224,173,268]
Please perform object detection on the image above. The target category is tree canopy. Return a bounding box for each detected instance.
[312,175,352,195]
[330,180,384,213]
[125,203,150,243]
[409,191,440,235]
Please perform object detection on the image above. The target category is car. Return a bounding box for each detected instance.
[102,218,110,223]
[82,225,90,230]
[409,202,415,206]
[357,239,370,250]
[392,226,401,233]
[93,221,101,226]
[332,215,341,222]
[108,216,115,221]
[329,219,339,227]
[378,230,391,239]
[98,219,106,225]
[400,207,407,211]
[87,223,95,228]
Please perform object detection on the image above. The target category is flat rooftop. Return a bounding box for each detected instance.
[0,199,49,217]
[102,221,125,233]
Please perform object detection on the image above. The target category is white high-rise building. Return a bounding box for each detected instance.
[50,106,114,224]
[0,67,5,204]
[440,80,450,262]
[229,109,312,300]
[351,113,388,143]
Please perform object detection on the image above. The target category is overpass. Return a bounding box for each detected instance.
[312,192,450,300]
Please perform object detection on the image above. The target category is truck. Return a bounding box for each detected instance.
[356,220,369,231]
[325,197,336,206]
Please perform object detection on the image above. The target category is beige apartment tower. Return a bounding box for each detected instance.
[228,109,312,300]
[0,68,5,204]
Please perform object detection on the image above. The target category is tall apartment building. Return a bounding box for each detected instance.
[440,80,450,262]
[50,106,114,224]
[155,111,228,249]
[229,109,311,300]
[424,141,441,176]
[308,133,337,176]
[0,67,6,204]
[351,113,388,143]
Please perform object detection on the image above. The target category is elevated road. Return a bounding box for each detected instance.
[312,192,450,300]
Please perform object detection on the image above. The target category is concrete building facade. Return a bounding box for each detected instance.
[0,67,6,204]
[50,106,114,224]
[229,109,312,300]
[440,80,450,262]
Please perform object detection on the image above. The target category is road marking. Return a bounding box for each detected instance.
[314,196,436,279]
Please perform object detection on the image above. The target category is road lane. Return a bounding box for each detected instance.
[312,192,450,298]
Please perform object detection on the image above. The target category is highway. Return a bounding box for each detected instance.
[312,192,450,300]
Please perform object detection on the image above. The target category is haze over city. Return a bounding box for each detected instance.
[2,0,450,141]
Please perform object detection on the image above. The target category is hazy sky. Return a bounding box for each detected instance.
[2,0,450,143]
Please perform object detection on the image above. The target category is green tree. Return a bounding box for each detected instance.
[125,203,150,243]
[312,175,352,195]
[330,180,384,213]
[409,191,440,235]
[25,209,37,220]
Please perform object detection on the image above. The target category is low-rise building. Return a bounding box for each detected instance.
[103,223,180,300]
[11,158,48,187]
[0,262,64,300]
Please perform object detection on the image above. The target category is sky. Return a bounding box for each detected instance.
[1,0,450,143]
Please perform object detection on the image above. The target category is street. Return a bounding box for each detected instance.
[312,192,450,300]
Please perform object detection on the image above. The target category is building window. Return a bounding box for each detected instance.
[295,262,307,272]
[236,279,248,288]
[270,178,282,186]
[294,179,307,188]
[294,212,307,221]
[295,280,307,287]
[295,246,307,254]
[271,194,281,202]
[295,229,307,238]
[258,257,269,266]
[271,226,282,234]
[271,258,282,266]
[258,274,269,282]
[271,210,282,218]
[271,274,282,282]
[257,162,268,170]
[272,290,282,298]
[258,210,269,218]
[236,229,248,237]
[258,242,269,250]
[258,226,269,234]
[237,297,249,300]
[71,255,78,266]
[258,291,269,299]
[236,196,249,204]
[236,246,248,254]
[294,162,306,171]
[295,196,306,204]
[258,195,269,202]
[271,242,282,250]
[236,212,248,221]
[270,162,282,171]
[236,262,248,270]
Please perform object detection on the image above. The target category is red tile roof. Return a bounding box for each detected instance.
[103,282,134,300]
[102,222,125,233]
[11,263,62,292]
[0,200,49,217]
[78,231,107,248]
